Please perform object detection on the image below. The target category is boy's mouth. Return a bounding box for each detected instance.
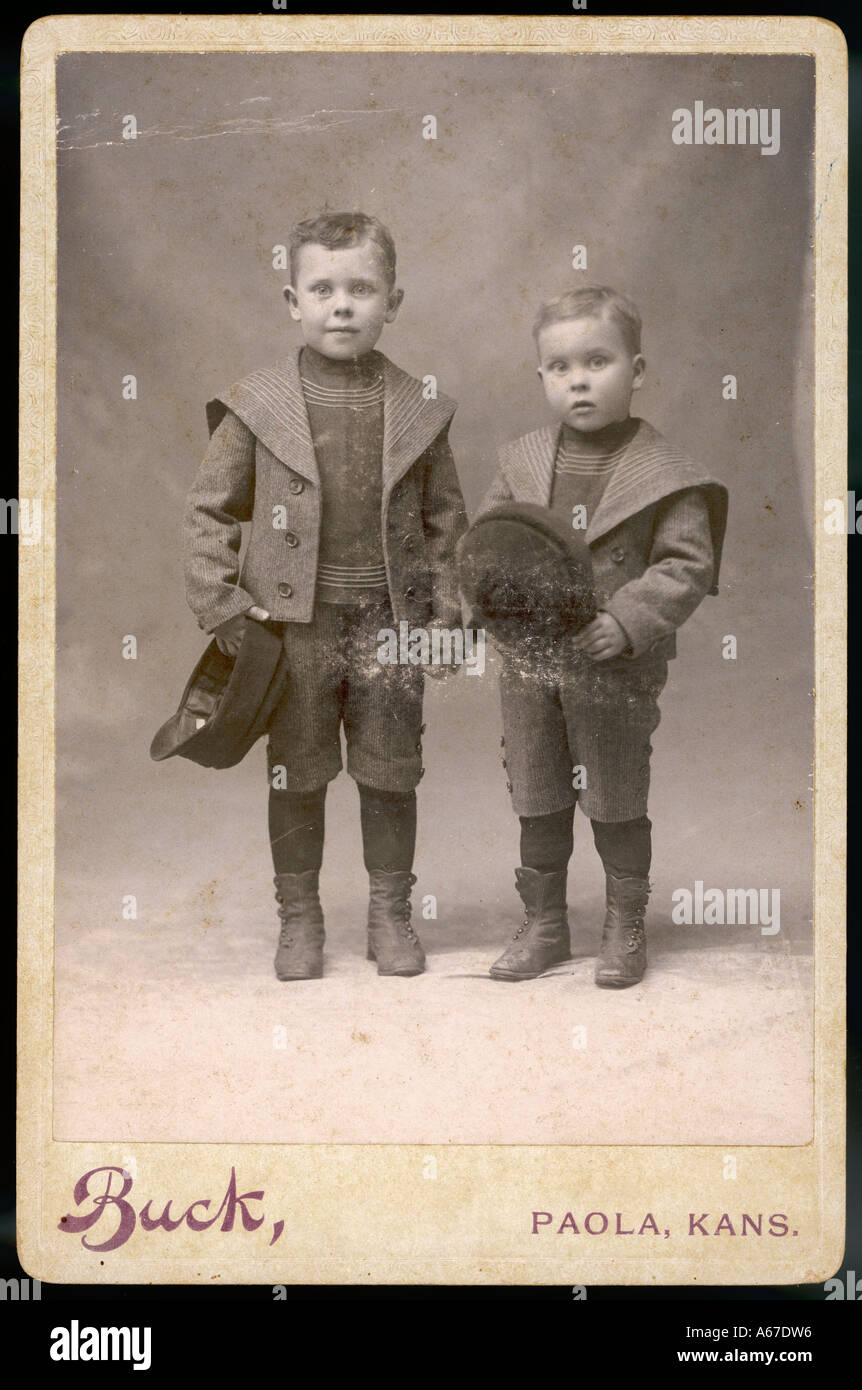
[327,327,359,334]
[570,401,596,413]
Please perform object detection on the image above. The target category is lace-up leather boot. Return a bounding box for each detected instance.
[273,870,325,980]
[489,867,570,981]
[594,874,649,988]
[366,871,425,976]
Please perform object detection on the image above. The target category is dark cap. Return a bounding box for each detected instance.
[150,616,289,769]
[457,502,596,649]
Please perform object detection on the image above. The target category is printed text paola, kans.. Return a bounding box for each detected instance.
[532,1211,797,1236]
[58,1166,285,1252]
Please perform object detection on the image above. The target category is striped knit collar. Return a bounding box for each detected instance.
[207,347,456,494]
[497,417,728,554]
[557,417,639,466]
[299,343,384,387]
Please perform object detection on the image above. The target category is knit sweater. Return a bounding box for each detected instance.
[549,417,639,532]
[299,345,387,605]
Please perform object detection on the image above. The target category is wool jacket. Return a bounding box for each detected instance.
[184,348,467,634]
[477,418,729,663]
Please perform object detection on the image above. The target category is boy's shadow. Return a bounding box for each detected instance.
[423,886,792,980]
[426,887,601,977]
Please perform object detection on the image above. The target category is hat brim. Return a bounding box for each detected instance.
[458,503,597,644]
[150,618,288,769]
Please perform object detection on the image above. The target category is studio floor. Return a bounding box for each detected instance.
[53,705,814,1147]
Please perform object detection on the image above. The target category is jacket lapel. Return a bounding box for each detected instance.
[587,420,721,543]
[497,427,557,506]
[209,350,457,493]
[207,349,319,486]
[381,357,457,495]
[586,419,729,593]
[497,420,728,594]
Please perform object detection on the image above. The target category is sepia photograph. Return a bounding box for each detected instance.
[17,14,846,1286]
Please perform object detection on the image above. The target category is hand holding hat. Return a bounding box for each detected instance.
[456,502,597,652]
[573,611,630,662]
[423,617,463,680]
[214,605,272,656]
[150,608,288,769]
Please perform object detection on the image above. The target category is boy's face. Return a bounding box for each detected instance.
[536,312,645,431]
[284,240,403,359]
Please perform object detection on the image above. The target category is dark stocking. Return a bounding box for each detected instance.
[268,785,327,874]
[519,805,575,872]
[358,784,417,873]
[590,815,652,878]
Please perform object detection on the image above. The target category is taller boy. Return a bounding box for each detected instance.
[184,213,467,981]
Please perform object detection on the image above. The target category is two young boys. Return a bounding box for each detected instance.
[183,213,727,988]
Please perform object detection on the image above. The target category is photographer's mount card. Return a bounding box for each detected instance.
[18,15,845,1285]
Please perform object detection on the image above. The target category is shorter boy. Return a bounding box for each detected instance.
[477,286,728,988]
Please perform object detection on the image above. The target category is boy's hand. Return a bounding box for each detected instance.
[572,612,630,662]
[423,618,462,680]
[214,605,271,656]
[214,612,249,657]
[424,659,459,680]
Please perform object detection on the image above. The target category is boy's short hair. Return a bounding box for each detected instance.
[533,286,643,356]
[289,212,397,287]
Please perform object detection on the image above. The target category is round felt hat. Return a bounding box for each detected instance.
[456,502,597,648]
[150,616,289,769]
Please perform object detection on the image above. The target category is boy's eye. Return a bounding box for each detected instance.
[310,284,331,296]
[550,361,568,373]
[351,283,372,296]
[589,355,608,368]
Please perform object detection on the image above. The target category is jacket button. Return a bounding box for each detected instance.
[401,534,415,552]
[288,478,304,494]
[404,585,416,598]
[610,545,626,562]
[278,582,293,598]
[284,531,299,548]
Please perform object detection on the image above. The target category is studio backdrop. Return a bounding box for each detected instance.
[52,51,814,1146]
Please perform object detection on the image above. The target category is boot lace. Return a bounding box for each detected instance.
[398,875,419,942]
[274,891,295,947]
[624,897,647,952]
[512,910,532,942]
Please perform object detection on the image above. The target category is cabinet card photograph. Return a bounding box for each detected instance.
[18,14,845,1286]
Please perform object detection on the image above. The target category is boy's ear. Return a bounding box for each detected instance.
[631,353,646,390]
[283,285,302,322]
[383,286,405,323]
